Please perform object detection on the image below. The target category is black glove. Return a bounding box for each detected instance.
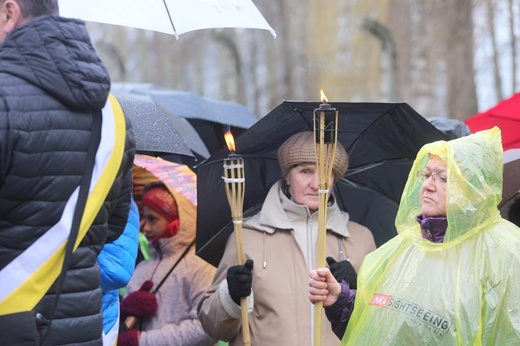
[227,259,254,305]
[326,256,357,289]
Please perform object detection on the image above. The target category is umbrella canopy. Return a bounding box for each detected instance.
[112,83,258,155]
[427,117,471,139]
[195,101,448,267]
[132,154,197,262]
[133,154,197,212]
[112,87,210,161]
[465,92,520,151]
[58,0,276,39]
[133,89,257,128]
[112,93,194,157]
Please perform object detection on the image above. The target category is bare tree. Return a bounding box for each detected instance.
[444,0,478,119]
[361,18,400,101]
[87,0,495,122]
[486,0,505,101]
[508,0,517,91]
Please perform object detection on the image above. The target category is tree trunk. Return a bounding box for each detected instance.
[486,0,504,101]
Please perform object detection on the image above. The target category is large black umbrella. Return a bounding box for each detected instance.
[195,101,448,267]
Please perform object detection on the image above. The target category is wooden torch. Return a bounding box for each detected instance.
[313,89,338,346]
[223,130,250,346]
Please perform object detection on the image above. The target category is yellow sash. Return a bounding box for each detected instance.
[0,94,126,314]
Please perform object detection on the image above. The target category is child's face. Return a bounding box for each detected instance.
[142,206,169,241]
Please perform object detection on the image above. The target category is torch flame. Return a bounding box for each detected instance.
[224,130,236,152]
[320,89,328,103]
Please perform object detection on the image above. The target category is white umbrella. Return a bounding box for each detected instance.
[58,0,276,39]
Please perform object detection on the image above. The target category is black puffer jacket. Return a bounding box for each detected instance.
[0,16,135,345]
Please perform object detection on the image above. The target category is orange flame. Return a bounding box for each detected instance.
[320,89,328,103]
[224,130,236,152]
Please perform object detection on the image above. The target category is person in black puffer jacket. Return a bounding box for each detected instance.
[0,1,136,345]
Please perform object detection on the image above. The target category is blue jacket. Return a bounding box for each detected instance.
[99,198,140,342]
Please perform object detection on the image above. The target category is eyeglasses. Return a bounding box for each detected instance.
[416,171,447,186]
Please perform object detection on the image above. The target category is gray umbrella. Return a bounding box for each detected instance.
[427,117,471,139]
[112,85,258,155]
[112,92,194,157]
[162,114,210,159]
[111,83,257,128]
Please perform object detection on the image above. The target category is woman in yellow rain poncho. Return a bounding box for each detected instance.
[309,127,520,345]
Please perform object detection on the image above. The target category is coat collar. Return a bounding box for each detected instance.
[243,180,351,238]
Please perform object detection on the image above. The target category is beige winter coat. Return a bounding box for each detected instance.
[198,180,376,345]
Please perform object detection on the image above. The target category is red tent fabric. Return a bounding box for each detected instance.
[465,93,520,150]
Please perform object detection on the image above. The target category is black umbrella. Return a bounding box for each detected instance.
[499,149,520,218]
[195,101,449,267]
[112,92,194,158]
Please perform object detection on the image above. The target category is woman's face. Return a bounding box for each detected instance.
[142,206,169,241]
[285,163,322,211]
[419,155,447,217]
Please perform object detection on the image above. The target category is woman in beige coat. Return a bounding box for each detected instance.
[197,131,376,345]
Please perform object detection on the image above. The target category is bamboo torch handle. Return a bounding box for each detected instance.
[313,104,338,346]
[234,219,251,346]
[313,126,327,346]
[313,190,328,346]
[224,155,250,346]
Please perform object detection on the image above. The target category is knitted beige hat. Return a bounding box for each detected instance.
[277,131,348,182]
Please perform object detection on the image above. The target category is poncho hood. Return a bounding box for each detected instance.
[396,127,503,250]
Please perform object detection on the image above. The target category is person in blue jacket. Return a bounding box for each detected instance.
[99,198,140,346]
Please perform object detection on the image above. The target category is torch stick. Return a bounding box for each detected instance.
[223,135,250,346]
[313,91,338,346]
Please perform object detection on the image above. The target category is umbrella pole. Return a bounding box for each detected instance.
[313,99,338,346]
[223,155,251,346]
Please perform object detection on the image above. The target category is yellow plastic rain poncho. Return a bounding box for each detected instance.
[342,127,520,345]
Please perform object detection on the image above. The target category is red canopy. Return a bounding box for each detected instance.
[465,93,520,150]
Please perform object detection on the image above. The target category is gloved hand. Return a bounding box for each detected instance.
[120,280,158,320]
[326,256,357,289]
[117,329,140,346]
[227,259,254,305]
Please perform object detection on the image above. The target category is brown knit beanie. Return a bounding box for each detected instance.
[277,131,349,182]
